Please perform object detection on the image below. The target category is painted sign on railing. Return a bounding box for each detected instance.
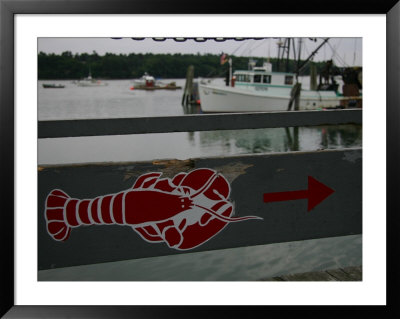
[38,148,361,270]
[45,168,261,250]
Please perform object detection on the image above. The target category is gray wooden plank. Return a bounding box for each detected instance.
[262,266,362,281]
[265,277,286,281]
[38,149,361,269]
[340,266,362,280]
[325,268,354,281]
[280,271,337,281]
[38,109,362,138]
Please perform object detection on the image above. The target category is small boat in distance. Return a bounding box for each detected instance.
[130,72,181,90]
[42,83,65,88]
[75,71,108,87]
[131,72,156,88]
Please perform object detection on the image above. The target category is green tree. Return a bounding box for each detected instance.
[38,51,324,80]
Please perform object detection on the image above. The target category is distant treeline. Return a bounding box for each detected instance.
[38,51,331,80]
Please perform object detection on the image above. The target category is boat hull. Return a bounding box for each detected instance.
[198,84,344,113]
[76,82,108,87]
[42,84,65,88]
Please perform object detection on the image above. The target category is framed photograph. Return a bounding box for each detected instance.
[1,0,398,317]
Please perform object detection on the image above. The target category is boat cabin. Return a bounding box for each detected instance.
[132,72,156,88]
[233,62,294,89]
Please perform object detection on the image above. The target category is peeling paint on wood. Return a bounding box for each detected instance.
[211,162,254,183]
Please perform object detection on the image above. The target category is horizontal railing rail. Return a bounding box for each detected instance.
[38,109,362,138]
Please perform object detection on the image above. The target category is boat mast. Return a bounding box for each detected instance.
[88,65,92,80]
[288,38,330,111]
[296,38,330,76]
[286,39,291,73]
[229,57,232,86]
[277,38,291,73]
[296,38,302,80]
[277,38,284,72]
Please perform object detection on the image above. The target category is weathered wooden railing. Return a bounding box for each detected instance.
[38,109,361,137]
[38,109,362,270]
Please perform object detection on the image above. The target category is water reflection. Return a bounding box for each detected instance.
[180,90,361,155]
[285,127,299,151]
[197,124,361,156]
[182,103,202,115]
[319,124,362,148]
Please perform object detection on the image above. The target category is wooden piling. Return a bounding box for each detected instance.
[288,82,302,111]
[310,62,317,91]
[182,65,194,106]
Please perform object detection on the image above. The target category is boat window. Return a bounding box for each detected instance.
[238,75,251,82]
[263,75,271,83]
[253,74,262,83]
[237,74,250,82]
[285,75,293,85]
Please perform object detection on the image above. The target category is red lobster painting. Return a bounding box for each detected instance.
[45,168,262,250]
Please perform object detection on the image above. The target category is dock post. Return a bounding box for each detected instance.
[288,82,302,111]
[294,83,301,111]
[182,65,194,106]
[310,63,317,91]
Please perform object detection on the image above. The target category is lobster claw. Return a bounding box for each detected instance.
[177,201,234,250]
[179,168,230,200]
[132,168,235,250]
[172,168,235,250]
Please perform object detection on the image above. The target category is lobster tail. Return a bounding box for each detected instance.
[45,188,127,241]
[45,189,71,241]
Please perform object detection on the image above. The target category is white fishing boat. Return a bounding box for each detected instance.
[199,63,345,112]
[198,39,361,113]
[75,71,108,87]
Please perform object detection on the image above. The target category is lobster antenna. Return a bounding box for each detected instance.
[189,172,220,199]
[194,204,263,223]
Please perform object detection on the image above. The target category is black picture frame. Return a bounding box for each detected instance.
[1,0,398,317]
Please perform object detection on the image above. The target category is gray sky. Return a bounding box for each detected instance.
[38,37,362,67]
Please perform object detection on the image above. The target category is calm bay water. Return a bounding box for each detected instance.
[38,78,361,164]
[38,78,362,281]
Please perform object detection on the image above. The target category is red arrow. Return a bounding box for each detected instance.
[263,176,335,211]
